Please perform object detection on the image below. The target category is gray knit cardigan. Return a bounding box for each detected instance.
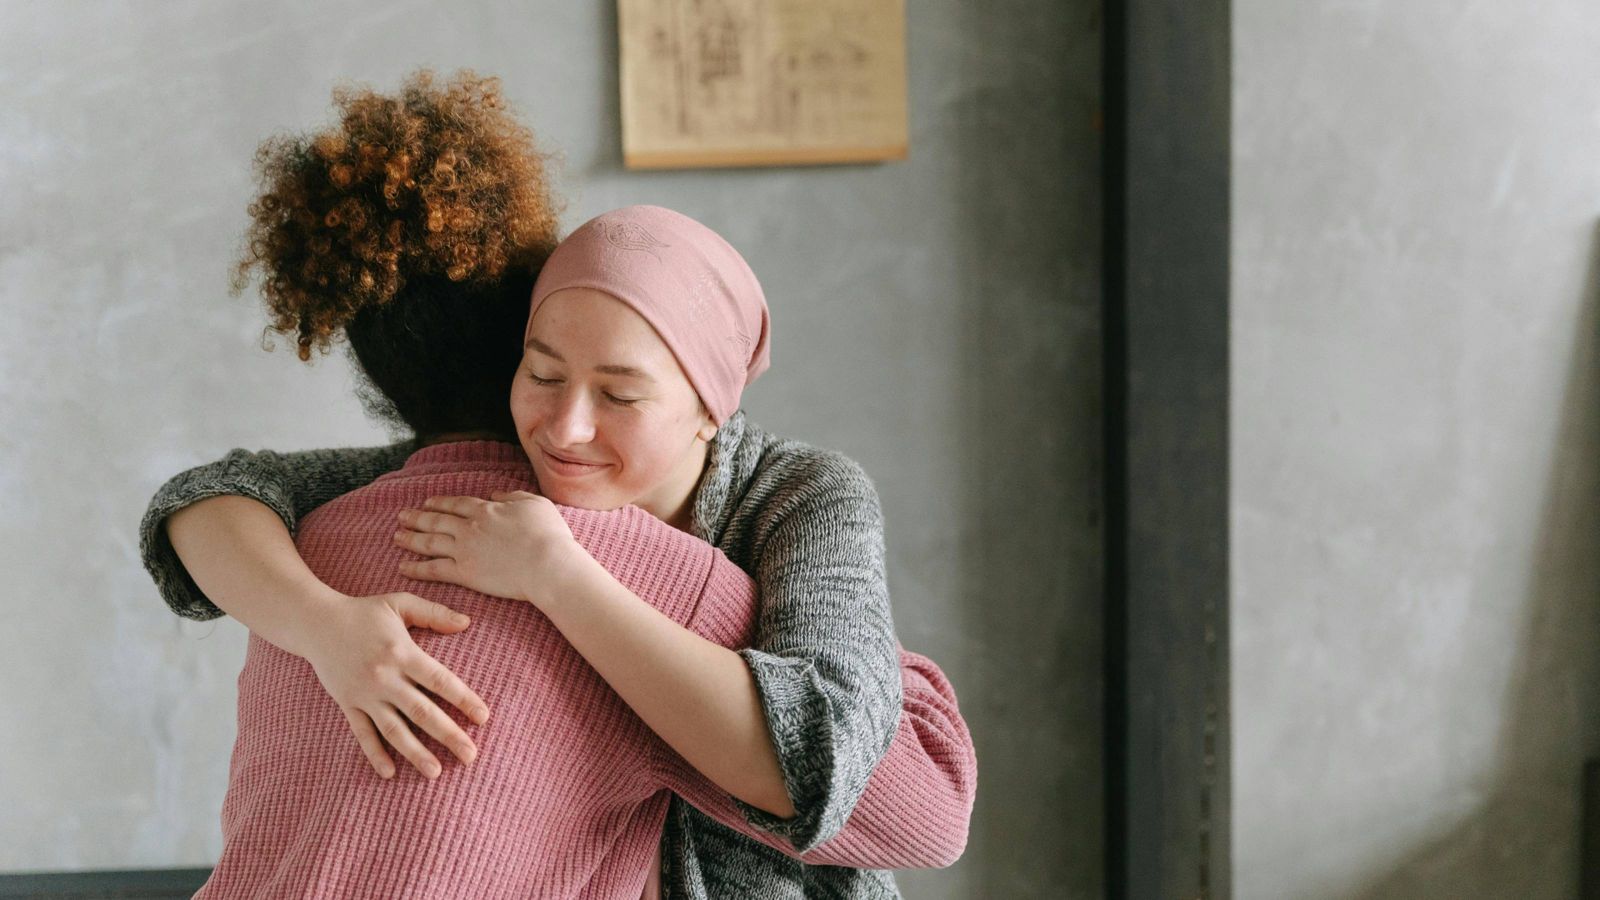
[138,410,906,898]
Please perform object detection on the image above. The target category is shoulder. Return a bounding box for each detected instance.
[732,422,884,545]
[759,440,875,498]
[223,439,417,468]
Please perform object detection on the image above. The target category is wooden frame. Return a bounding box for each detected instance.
[618,0,909,170]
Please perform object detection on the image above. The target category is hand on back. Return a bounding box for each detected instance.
[394,490,588,607]
[294,592,490,780]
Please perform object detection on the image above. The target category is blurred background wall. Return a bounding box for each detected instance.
[0,1,1103,897]
[20,1,1600,897]
[1233,1,1600,897]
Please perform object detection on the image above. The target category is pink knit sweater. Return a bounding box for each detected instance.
[199,441,974,899]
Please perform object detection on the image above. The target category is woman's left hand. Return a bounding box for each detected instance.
[394,491,589,605]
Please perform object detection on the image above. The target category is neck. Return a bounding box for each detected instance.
[641,439,712,534]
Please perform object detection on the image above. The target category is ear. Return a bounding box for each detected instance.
[696,404,719,443]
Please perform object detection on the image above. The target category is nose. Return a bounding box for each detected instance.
[545,388,597,448]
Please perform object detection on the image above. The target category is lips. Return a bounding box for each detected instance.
[543,447,603,465]
[539,447,609,476]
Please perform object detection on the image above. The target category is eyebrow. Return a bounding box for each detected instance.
[525,336,657,381]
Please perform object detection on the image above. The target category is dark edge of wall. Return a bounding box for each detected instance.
[1104,1,1232,899]
[0,868,211,898]
[1101,0,1130,895]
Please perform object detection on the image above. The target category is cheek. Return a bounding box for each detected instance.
[620,419,687,470]
[508,382,542,428]
[592,421,645,467]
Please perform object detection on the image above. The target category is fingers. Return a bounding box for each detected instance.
[406,653,490,727]
[396,507,464,536]
[397,673,482,766]
[392,593,472,634]
[392,682,476,767]
[489,490,539,502]
[399,557,459,584]
[342,707,397,779]
[371,704,445,780]
[394,528,456,558]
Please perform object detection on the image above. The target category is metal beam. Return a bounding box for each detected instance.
[1104,1,1231,896]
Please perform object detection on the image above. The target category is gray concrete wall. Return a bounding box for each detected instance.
[0,2,1102,896]
[1234,2,1600,897]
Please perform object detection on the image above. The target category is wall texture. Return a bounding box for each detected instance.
[1234,2,1600,897]
[0,2,1102,896]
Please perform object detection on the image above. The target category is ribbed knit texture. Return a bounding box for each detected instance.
[202,441,754,899]
[140,412,978,899]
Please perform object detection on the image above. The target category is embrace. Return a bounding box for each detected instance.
[138,70,977,899]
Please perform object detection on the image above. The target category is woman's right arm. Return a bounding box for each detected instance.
[139,444,492,778]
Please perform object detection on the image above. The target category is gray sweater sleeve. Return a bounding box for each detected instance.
[731,452,904,853]
[137,442,415,621]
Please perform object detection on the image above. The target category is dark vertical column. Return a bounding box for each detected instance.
[1583,760,1600,899]
[1103,1,1231,898]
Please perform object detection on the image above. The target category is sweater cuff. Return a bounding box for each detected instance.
[137,455,299,622]
[733,647,864,852]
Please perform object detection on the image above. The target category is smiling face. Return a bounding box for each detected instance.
[510,287,719,526]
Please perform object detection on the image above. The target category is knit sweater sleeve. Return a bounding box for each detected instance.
[797,648,976,867]
[137,442,414,621]
[727,451,904,853]
[638,495,975,867]
[653,646,977,868]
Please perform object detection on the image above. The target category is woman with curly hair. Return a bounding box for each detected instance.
[142,70,975,898]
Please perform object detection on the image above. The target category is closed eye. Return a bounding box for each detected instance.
[528,371,640,407]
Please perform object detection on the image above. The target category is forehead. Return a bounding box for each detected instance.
[526,288,682,379]
[524,336,655,381]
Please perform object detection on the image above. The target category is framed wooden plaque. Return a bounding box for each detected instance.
[618,0,909,170]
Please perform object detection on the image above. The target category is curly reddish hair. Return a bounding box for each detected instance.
[234,69,560,361]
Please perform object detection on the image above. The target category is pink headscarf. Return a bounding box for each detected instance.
[525,205,771,426]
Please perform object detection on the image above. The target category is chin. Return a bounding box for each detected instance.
[534,474,623,511]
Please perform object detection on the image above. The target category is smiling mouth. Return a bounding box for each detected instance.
[540,447,608,473]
